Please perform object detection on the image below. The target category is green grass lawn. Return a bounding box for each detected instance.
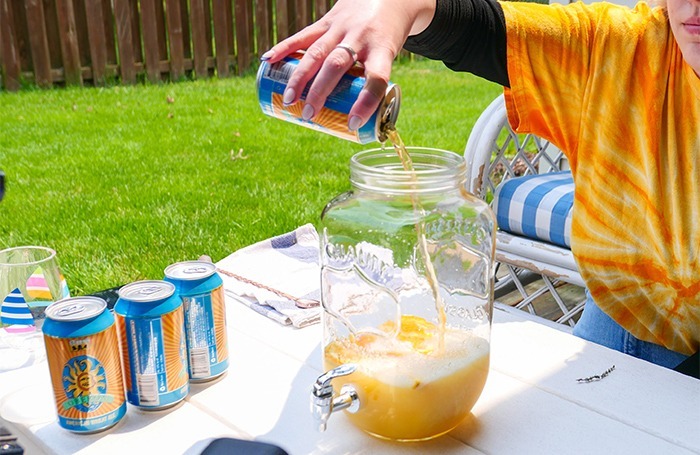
[0,58,501,296]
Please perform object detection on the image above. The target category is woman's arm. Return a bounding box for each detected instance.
[263,0,508,130]
[405,0,508,87]
[262,0,437,130]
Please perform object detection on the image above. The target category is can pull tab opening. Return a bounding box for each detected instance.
[310,364,360,432]
[378,85,401,143]
[56,304,85,317]
[138,286,162,296]
[382,97,398,127]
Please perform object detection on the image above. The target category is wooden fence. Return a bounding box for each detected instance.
[0,0,334,91]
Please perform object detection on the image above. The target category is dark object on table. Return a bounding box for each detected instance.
[200,438,288,455]
[674,351,699,379]
[89,285,123,310]
[0,426,23,455]
[0,443,23,455]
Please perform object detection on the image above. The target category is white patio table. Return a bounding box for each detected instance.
[1,273,698,455]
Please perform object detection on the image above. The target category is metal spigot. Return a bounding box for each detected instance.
[311,363,360,432]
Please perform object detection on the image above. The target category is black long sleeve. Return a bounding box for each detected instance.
[404,0,509,87]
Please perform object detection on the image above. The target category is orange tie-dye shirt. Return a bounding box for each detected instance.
[501,1,699,355]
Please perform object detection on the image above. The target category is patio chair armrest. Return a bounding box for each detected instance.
[464,94,508,197]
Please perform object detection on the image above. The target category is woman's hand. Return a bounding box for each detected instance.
[261,0,436,131]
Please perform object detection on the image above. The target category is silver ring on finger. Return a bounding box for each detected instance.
[335,43,358,63]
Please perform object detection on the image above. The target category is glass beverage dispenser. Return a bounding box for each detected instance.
[312,147,496,441]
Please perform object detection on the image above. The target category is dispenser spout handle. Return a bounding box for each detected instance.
[313,363,356,397]
[310,364,360,432]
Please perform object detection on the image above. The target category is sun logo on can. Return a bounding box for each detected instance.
[61,355,108,412]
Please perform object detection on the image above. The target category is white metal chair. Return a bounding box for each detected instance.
[464,94,585,327]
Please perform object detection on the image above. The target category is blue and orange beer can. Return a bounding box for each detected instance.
[42,296,127,433]
[114,280,189,410]
[164,261,229,382]
[257,52,401,144]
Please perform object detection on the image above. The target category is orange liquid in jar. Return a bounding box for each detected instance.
[324,315,490,441]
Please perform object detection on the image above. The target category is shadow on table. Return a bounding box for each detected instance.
[260,320,698,454]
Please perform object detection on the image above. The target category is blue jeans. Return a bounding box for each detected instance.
[573,291,689,369]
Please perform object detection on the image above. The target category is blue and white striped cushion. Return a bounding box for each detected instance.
[492,171,574,248]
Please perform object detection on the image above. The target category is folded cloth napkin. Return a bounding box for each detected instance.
[216,224,321,328]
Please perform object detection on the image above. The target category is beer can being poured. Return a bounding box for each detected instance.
[257,52,401,144]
